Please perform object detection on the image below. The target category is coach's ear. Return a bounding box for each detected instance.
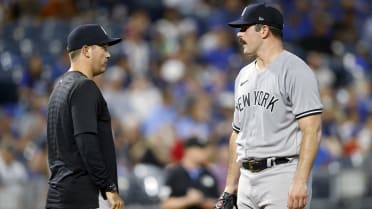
[81,45,91,58]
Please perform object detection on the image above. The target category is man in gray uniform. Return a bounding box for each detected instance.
[215,3,322,209]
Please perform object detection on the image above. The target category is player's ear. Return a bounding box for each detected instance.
[261,25,270,38]
[81,45,91,58]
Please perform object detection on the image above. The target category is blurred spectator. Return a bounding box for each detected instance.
[160,137,219,209]
[314,96,343,169]
[124,74,162,127]
[4,0,41,21]
[356,114,372,160]
[154,5,197,57]
[200,27,236,72]
[206,0,246,30]
[208,91,234,145]
[362,14,372,57]
[0,108,18,146]
[139,87,178,167]
[19,54,51,104]
[121,10,151,75]
[102,59,131,122]
[337,89,365,165]
[175,94,212,141]
[127,0,164,20]
[50,51,69,81]
[209,138,229,193]
[39,0,77,19]
[0,2,5,25]
[160,58,186,84]
[142,87,177,138]
[299,11,333,54]
[23,136,48,209]
[282,0,312,42]
[306,51,336,88]
[0,142,28,209]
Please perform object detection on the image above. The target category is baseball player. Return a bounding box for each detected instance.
[214,3,323,209]
[46,24,124,209]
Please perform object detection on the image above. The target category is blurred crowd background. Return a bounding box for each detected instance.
[0,0,371,209]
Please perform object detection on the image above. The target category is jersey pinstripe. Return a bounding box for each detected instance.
[232,50,323,161]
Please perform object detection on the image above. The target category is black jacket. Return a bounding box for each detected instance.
[46,71,118,208]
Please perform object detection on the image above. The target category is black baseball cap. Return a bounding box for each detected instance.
[184,137,208,148]
[228,3,283,30]
[67,24,122,52]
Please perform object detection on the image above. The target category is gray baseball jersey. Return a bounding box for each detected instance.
[232,50,323,161]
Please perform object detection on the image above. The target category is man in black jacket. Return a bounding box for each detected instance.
[160,137,220,209]
[46,24,124,209]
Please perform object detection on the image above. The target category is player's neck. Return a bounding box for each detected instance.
[70,62,93,79]
[256,41,283,70]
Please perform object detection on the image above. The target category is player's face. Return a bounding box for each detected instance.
[236,24,262,56]
[90,44,111,76]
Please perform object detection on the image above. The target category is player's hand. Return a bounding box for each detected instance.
[287,180,307,209]
[106,191,125,209]
[214,192,238,209]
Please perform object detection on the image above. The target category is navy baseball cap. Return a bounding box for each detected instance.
[184,137,207,148]
[228,3,283,30]
[67,24,122,52]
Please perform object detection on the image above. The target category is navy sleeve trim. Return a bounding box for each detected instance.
[232,123,240,133]
[295,108,322,119]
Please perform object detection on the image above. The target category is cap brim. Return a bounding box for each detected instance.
[186,143,207,148]
[228,19,254,28]
[107,37,122,46]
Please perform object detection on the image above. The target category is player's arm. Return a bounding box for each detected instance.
[70,80,120,198]
[288,114,322,209]
[224,131,240,193]
[214,131,239,209]
[296,114,322,185]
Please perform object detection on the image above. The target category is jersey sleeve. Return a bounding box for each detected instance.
[286,62,323,119]
[232,72,242,133]
[70,79,100,135]
[75,133,115,196]
[232,111,241,133]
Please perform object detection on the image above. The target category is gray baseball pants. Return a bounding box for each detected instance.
[237,159,312,209]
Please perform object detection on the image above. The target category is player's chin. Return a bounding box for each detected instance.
[101,64,107,71]
[94,66,106,75]
[241,43,249,50]
[242,47,251,54]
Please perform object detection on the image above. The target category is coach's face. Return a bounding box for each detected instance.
[237,24,262,56]
[89,44,111,76]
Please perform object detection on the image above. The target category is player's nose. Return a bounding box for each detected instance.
[236,31,243,38]
[236,33,244,41]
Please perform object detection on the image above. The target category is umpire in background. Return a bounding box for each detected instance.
[46,24,124,209]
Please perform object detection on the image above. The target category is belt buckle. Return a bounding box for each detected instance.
[267,157,276,168]
[247,160,260,172]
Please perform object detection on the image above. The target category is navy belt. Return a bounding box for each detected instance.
[241,155,298,172]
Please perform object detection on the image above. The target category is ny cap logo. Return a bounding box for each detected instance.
[258,16,265,21]
[241,7,248,16]
[100,26,108,35]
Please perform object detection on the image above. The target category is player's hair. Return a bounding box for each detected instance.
[254,24,283,39]
[68,49,81,61]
